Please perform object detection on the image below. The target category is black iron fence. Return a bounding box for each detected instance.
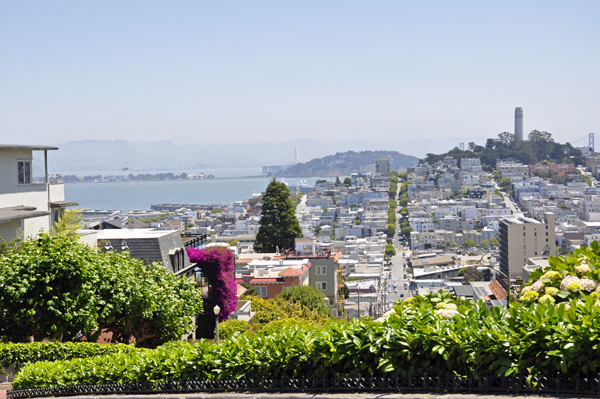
[8,372,600,398]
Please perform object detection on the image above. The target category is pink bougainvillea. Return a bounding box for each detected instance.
[187,247,237,320]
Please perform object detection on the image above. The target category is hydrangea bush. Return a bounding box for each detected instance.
[518,241,600,305]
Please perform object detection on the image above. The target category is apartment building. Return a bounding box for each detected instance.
[498,213,556,286]
[376,157,391,175]
[579,194,600,222]
[0,145,77,241]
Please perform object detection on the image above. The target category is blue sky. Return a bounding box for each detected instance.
[1,1,598,147]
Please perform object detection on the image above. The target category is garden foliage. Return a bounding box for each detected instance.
[14,295,600,388]
[13,244,600,389]
[186,247,237,339]
[0,342,136,374]
[518,241,600,305]
[0,234,201,346]
[275,285,330,315]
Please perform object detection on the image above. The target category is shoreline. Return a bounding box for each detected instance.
[62,175,325,184]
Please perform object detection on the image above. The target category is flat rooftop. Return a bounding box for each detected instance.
[0,145,58,151]
[502,216,541,225]
[85,228,176,239]
[0,206,49,223]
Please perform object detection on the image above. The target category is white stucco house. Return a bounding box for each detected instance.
[0,145,77,241]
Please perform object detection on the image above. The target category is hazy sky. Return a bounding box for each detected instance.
[1,1,598,146]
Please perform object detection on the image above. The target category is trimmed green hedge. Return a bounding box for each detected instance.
[13,298,600,389]
[0,342,137,374]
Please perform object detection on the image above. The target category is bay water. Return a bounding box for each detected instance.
[63,168,319,213]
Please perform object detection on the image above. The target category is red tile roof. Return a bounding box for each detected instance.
[249,278,285,284]
[489,279,507,301]
[236,283,247,297]
[278,266,304,277]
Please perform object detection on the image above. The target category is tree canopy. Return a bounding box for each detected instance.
[254,179,303,253]
[422,131,584,170]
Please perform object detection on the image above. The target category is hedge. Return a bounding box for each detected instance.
[0,342,137,374]
[13,244,600,389]
[13,298,600,388]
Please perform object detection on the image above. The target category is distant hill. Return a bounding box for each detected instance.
[46,137,481,173]
[421,131,585,170]
[279,150,419,177]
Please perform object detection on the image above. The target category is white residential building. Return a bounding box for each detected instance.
[579,195,600,222]
[0,145,77,241]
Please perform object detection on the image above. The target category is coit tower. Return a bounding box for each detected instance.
[515,107,524,140]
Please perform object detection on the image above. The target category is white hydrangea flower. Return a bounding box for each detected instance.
[580,278,598,292]
[531,280,544,292]
[436,308,459,319]
[575,264,591,274]
[560,275,581,291]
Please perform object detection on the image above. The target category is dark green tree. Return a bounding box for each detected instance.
[254,179,303,253]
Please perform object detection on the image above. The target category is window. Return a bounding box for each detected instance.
[317,281,327,290]
[316,266,327,275]
[255,286,268,297]
[523,232,526,237]
[17,160,31,184]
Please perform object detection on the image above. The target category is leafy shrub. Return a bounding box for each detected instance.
[13,294,600,389]
[255,318,315,337]
[16,245,600,389]
[15,299,600,388]
[218,320,250,340]
[0,342,137,374]
[0,234,201,346]
[275,286,330,315]
[243,295,286,324]
[519,241,600,305]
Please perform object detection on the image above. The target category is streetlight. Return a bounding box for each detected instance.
[213,304,221,342]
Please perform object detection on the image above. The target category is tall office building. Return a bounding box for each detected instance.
[515,107,524,140]
[498,212,555,290]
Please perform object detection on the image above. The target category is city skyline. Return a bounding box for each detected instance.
[1,1,598,146]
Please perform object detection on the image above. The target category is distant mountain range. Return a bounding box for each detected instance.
[280,150,418,177]
[48,136,487,172]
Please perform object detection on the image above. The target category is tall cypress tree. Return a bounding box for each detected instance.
[254,179,303,253]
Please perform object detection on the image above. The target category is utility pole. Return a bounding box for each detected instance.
[357,289,360,319]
